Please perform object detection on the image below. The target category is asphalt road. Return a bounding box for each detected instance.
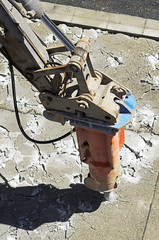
[44,0,159,20]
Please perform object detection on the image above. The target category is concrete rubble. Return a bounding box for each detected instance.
[0,18,159,240]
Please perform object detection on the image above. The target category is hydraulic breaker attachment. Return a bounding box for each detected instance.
[0,0,136,193]
[75,127,124,192]
[41,39,136,192]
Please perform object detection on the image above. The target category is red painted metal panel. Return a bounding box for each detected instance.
[75,126,125,192]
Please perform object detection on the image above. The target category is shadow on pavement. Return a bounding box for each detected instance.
[0,174,104,230]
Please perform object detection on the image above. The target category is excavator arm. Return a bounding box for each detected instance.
[0,0,136,193]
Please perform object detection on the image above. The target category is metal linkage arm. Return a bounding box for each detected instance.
[0,0,52,92]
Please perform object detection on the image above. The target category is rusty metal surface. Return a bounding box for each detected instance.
[38,37,128,124]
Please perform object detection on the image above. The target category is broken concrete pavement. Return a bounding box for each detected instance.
[0,18,159,240]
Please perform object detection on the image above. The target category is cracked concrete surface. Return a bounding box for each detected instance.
[0,18,159,240]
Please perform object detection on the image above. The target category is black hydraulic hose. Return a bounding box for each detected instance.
[1,47,75,144]
[41,14,76,51]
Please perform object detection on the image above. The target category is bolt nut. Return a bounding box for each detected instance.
[111,85,126,98]
[70,65,79,72]
[47,96,52,102]
[78,103,86,109]
[0,27,5,37]
[77,100,89,109]
[25,73,34,81]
